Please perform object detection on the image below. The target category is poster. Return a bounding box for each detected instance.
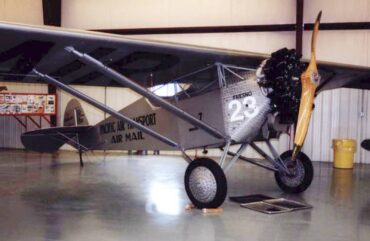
[0,93,56,115]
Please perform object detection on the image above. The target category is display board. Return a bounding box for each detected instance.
[0,93,56,115]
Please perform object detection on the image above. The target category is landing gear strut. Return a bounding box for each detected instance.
[79,148,84,167]
[183,141,314,209]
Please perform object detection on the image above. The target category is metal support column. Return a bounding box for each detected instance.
[226,151,278,172]
[223,143,248,173]
[32,69,179,148]
[296,0,304,56]
[65,47,226,141]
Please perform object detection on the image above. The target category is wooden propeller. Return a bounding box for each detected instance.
[292,11,322,160]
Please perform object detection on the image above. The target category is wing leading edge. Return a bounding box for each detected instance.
[0,21,367,91]
[0,21,264,87]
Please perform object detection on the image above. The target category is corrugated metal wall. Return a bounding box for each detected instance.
[0,82,49,148]
[304,89,370,163]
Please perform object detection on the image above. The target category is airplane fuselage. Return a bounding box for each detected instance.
[95,71,271,151]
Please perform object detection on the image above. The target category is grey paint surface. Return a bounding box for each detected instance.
[220,71,271,142]
[0,149,369,241]
[96,98,180,150]
[87,71,271,151]
[63,98,89,127]
[96,92,225,151]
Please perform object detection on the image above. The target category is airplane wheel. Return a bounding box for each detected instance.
[184,157,227,209]
[274,150,313,193]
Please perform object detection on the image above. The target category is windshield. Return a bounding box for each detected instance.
[149,83,190,97]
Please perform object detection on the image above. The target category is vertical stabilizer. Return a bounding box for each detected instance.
[64,99,89,126]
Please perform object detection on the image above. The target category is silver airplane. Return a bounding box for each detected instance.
[0,13,368,209]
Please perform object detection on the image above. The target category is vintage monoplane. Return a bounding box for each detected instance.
[0,13,369,208]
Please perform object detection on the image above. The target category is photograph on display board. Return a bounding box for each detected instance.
[0,93,56,115]
[45,105,54,114]
[21,104,28,113]
[27,95,34,105]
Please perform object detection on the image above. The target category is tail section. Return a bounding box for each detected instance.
[21,126,98,152]
[21,99,98,152]
[63,98,89,127]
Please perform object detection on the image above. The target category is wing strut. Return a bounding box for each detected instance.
[65,47,227,141]
[32,69,179,148]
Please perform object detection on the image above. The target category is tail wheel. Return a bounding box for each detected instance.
[184,158,227,209]
[274,150,313,193]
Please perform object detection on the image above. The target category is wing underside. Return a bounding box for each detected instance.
[0,22,264,87]
[0,21,367,91]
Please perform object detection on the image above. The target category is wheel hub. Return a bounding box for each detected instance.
[188,166,217,203]
[280,160,305,187]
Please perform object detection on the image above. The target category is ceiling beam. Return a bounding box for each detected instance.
[42,0,61,26]
[296,0,304,56]
[42,0,61,126]
[92,22,370,36]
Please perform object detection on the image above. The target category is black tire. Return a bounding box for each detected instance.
[274,150,313,193]
[184,157,227,209]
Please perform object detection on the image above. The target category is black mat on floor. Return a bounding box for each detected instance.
[229,194,274,204]
[241,198,312,214]
[230,194,312,214]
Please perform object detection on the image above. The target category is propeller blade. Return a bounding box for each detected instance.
[292,11,322,160]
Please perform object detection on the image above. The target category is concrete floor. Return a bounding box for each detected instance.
[0,150,369,241]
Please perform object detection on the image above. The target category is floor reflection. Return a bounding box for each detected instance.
[0,150,369,241]
[330,168,354,201]
[146,181,182,216]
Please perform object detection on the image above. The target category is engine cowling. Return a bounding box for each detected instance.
[257,48,306,125]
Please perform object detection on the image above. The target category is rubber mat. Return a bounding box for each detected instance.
[229,194,274,204]
[240,198,312,214]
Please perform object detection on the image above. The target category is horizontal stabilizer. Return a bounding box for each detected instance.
[361,139,370,151]
[21,126,99,153]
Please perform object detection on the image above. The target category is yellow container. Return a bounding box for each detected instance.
[332,139,356,169]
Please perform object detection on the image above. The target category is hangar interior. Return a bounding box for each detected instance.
[0,0,369,241]
[1,0,369,163]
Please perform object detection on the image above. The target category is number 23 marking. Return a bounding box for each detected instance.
[228,97,259,122]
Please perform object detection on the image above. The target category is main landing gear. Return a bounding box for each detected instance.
[183,141,314,209]
[184,158,227,209]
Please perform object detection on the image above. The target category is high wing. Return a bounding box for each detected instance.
[0,21,368,90]
[317,62,370,92]
[0,21,264,87]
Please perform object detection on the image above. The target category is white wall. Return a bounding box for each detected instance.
[62,0,297,54]
[0,0,44,148]
[58,86,141,127]
[0,0,43,25]
[62,0,296,29]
